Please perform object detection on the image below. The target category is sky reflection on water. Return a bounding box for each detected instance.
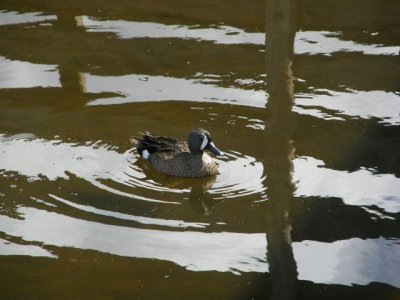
[294,156,400,214]
[82,17,400,55]
[1,134,399,215]
[0,10,56,26]
[0,56,60,88]
[0,206,398,287]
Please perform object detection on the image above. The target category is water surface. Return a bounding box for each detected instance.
[0,1,399,299]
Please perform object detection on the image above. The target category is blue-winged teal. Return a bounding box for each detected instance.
[131,128,223,178]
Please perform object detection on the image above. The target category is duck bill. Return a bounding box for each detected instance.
[207,142,223,156]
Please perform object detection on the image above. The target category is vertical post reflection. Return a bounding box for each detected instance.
[56,12,87,103]
[264,0,299,299]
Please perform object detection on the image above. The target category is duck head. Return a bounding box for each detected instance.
[188,128,223,156]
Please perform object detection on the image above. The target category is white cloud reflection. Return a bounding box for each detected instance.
[82,16,400,55]
[295,238,400,287]
[0,206,399,287]
[0,238,56,258]
[0,56,60,89]
[0,10,56,26]
[83,17,264,45]
[294,156,400,213]
[295,90,400,125]
[85,73,264,107]
[85,72,400,125]
[0,207,267,274]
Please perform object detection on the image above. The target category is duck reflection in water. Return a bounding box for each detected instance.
[134,157,221,215]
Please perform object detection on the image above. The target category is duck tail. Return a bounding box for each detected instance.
[130,132,152,158]
[130,137,139,147]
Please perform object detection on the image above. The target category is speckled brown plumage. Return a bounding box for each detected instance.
[131,129,222,178]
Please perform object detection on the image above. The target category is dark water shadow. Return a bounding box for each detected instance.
[262,0,299,299]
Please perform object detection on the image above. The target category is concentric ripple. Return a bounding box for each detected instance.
[108,148,266,204]
[0,134,266,216]
[210,150,266,200]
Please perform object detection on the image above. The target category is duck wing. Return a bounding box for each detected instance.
[131,133,188,154]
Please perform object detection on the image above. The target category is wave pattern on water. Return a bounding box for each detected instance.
[82,17,400,55]
[0,134,265,206]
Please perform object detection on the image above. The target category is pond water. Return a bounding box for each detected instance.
[0,1,399,299]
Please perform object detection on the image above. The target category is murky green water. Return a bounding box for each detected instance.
[0,1,399,299]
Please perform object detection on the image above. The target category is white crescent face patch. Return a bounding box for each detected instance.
[200,135,208,150]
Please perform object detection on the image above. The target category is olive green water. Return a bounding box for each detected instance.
[0,1,399,299]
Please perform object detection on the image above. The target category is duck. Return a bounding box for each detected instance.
[130,128,223,178]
